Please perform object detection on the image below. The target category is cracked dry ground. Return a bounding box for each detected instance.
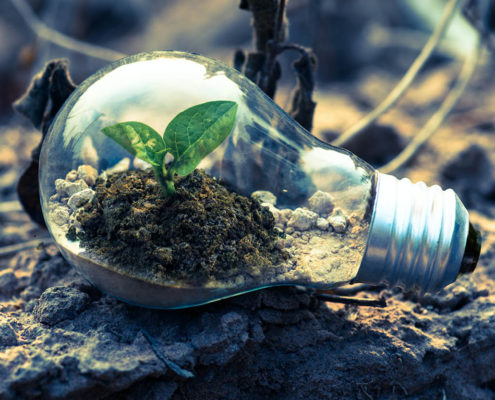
[2,63,495,400]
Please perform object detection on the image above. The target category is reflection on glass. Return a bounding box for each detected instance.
[40,51,376,308]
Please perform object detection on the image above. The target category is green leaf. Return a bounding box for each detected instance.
[102,122,166,167]
[163,100,238,176]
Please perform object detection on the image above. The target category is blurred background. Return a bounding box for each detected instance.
[0,0,494,235]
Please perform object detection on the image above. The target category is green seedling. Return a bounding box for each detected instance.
[101,100,238,197]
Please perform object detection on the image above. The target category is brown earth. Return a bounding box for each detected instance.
[66,168,287,285]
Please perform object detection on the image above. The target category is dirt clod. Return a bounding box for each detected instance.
[33,286,90,326]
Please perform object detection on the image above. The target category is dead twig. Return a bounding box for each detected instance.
[239,0,287,98]
[332,0,462,147]
[9,0,126,61]
[14,60,77,228]
[315,293,387,308]
[380,36,480,174]
[279,43,317,131]
[259,0,286,93]
[141,329,195,379]
[329,283,386,297]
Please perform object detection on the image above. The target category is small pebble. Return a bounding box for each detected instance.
[55,179,89,197]
[287,208,318,231]
[105,158,130,175]
[33,286,90,326]
[252,191,277,205]
[316,218,329,231]
[68,188,95,210]
[328,215,347,233]
[65,170,78,182]
[133,157,152,171]
[278,209,293,226]
[77,165,98,186]
[308,191,334,215]
[51,206,70,225]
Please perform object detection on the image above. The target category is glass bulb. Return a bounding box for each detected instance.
[39,51,481,309]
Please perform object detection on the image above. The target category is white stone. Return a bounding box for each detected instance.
[133,157,152,171]
[316,217,329,231]
[51,206,70,226]
[287,208,318,231]
[251,191,277,205]
[77,165,98,186]
[65,170,77,182]
[328,215,347,233]
[54,179,65,196]
[278,209,293,226]
[68,188,95,210]
[105,157,130,175]
[308,191,334,215]
[55,179,88,197]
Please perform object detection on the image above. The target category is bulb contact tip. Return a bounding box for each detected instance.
[459,222,481,276]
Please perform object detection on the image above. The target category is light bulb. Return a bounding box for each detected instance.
[39,51,481,309]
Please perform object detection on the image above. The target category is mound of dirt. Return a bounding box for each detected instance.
[68,169,288,285]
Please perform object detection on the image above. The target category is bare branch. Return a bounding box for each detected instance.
[380,37,481,175]
[315,293,387,308]
[260,0,286,92]
[10,0,127,62]
[329,283,386,296]
[141,329,195,379]
[331,0,462,147]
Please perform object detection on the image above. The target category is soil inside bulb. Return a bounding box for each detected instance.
[64,169,289,286]
[48,163,370,291]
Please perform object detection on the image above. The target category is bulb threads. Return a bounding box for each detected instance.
[356,173,474,293]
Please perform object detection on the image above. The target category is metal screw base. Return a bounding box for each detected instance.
[356,173,476,293]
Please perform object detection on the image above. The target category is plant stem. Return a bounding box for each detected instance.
[152,166,175,197]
